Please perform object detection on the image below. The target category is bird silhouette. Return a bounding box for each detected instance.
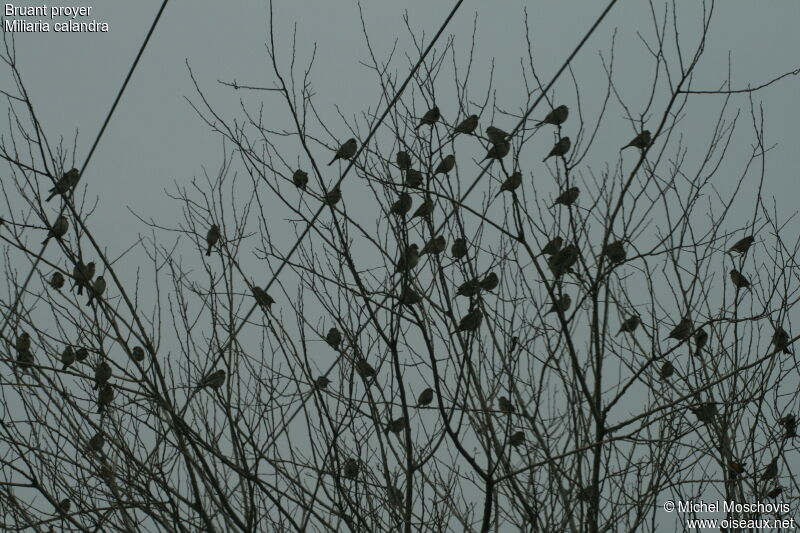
[543,137,571,161]
[621,130,651,150]
[416,106,440,130]
[328,138,358,166]
[454,114,478,135]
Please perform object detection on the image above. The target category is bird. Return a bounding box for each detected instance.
[690,402,717,423]
[252,286,275,310]
[546,294,571,315]
[388,486,404,507]
[541,237,563,256]
[728,461,746,478]
[543,137,571,161]
[396,151,411,170]
[451,238,467,259]
[548,245,579,277]
[342,458,360,479]
[60,346,75,370]
[417,387,434,407]
[389,193,413,217]
[326,328,342,349]
[87,432,104,453]
[416,106,441,130]
[766,486,783,499]
[457,308,483,332]
[75,347,89,362]
[97,384,114,414]
[621,130,651,150]
[659,361,674,380]
[15,332,31,353]
[56,498,71,515]
[496,171,522,197]
[730,269,750,290]
[485,126,509,144]
[508,431,525,447]
[668,318,693,341]
[205,225,220,256]
[694,329,708,356]
[323,186,341,206]
[762,457,779,480]
[398,286,422,306]
[42,215,69,244]
[198,369,226,389]
[454,114,478,135]
[602,240,627,264]
[617,316,640,335]
[46,168,80,201]
[456,278,481,298]
[434,154,456,175]
[314,376,331,390]
[498,396,514,414]
[355,358,376,380]
[420,235,446,256]
[412,198,434,219]
[772,326,791,354]
[551,186,580,207]
[72,261,95,295]
[404,169,423,188]
[480,272,499,292]
[727,235,755,255]
[130,346,145,362]
[537,105,569,127]
[292,169,308,190]
[395,243,420,273]
[93,361,112,390]
[328,138,358,166]
[482,141,510,161]
[49,271,65,290]
[779,414,796,439]
[87,276,105,306]
[385,416,408,434]
[16,348,34,373]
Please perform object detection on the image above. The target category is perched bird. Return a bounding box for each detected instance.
[97,384,114,414]
[543,137,571,162]
[546,294,571,315]
[342,458,360,479]
[496,171,522,196]
[668,318,693,341]
[480,272,499,292]
[292,169,308,190]
[621,130,651,150]
[49,271,65,290]
[772,326,791,354]
[398,286,422,306]
[205,225,220,256]
[87,276,106,306]
[508,431,525,447]
[659,361,674,380]
[355,358,376,380]
[552,186,580,207]
[87,432,105,453]
[451,238,468,259]
[454,114,478,135]
[548,245,580,277]
[198,369,226,389]
[16,348,34,373]
[42,215,69,244]
[417,387,434,407]
[328,138,358,166]
[15,332,31,353]
[694,329,709,357]
[93,361,112,390]
[690,402,717,423]
[326,328,342,349]
[72,261,95,295]
[420,235,446,256]
[404,168,423,188]
[482,141,511,161]
[766,486,783,498]
[75,347,89,362]
[541,236,563,256]
[60,346,75,370]
[727,235,755,255]
[779,414,796,439]
[538,105,569,127]
[762,457,779,480]
[46,168,80,201]
[56,498,71,515]
[498,396,514,414]
[456,278,481,298]
[252,286,275,310]
[396,151,412,170]
[457,308,483,332]
[728,461,746,478]
[388,486,404,507]
[730,269,750,290]
[130,346,145,362]
[434,154,456,175]
[602,240,627,263]
[395,243,420,273]
[323,186,342,206]
[485,126,509,144]
[389,193,413,217]
[412,198,434,219]
[617,316,641,335]
[314,376,331,390]
[385,416,408,434]
[416,106,441,130]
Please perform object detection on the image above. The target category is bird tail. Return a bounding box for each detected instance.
[205,245,212,256]
[327,157,337,166]
[46,189,56,201]
[41,236,49,245]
